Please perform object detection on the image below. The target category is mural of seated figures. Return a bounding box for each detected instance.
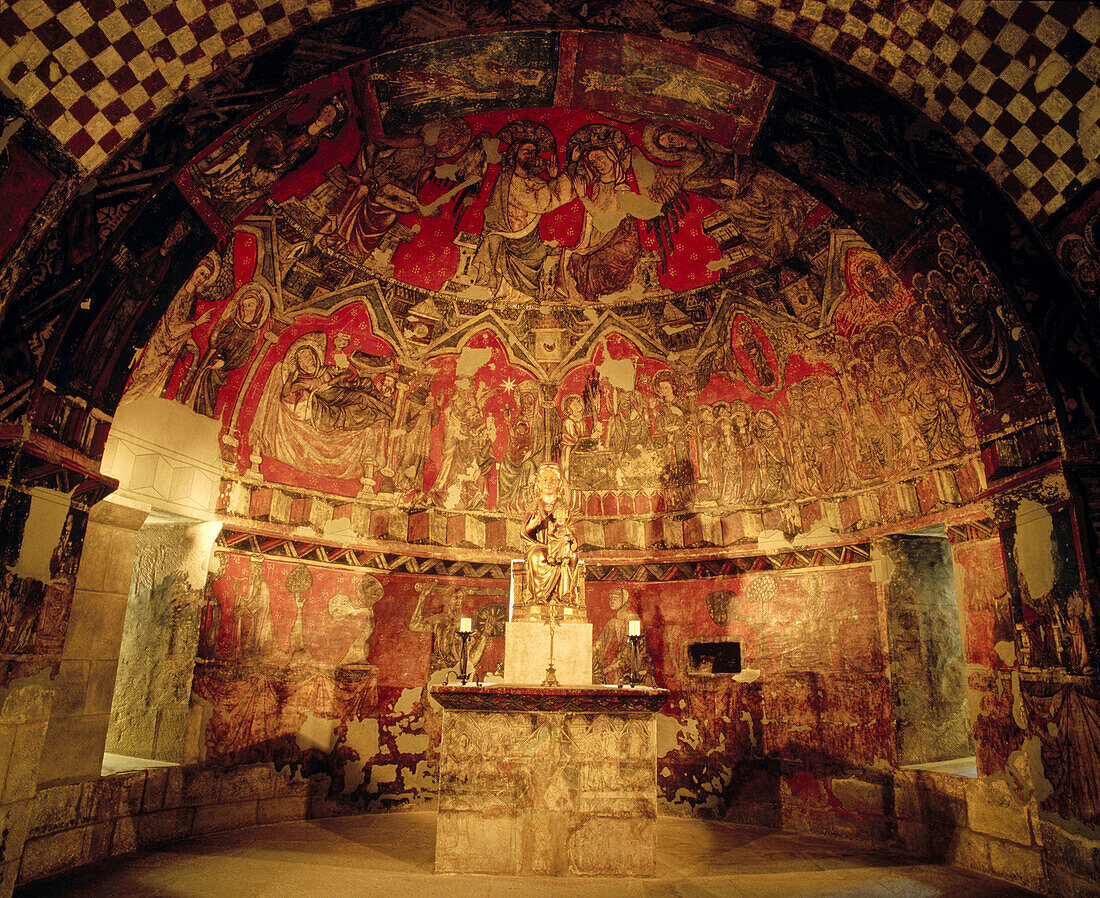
[100,32,1019,556]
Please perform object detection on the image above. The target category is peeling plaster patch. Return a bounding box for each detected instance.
[392,686,422,718]
[343,717,380,794]
[598,355,636,391]
[793,520,838,546]
[1036,54,1071,92]
[370,764,398,786]
[656,713,699,757]
[870,545,895,583]
[741,711,756,750]
[733,668,761,683]
[994,640,1017,666]
[1018,736,1053,803]
[13,488,71,582]
[598,279,647,305]
[422,670,453,711]
[1011,671,1027,729]
[295,712,337,752]
[661,766,671,777]
[1014,498,1054,598]
[630,152,656,194]
[482,136,501,165]
[406,759,437,793]
[757,529,791,554]
[1046,721,1059,737]
[456,346,493,377]
[673,788,697,805]
[396,731,430,755]
[659,27,692,42]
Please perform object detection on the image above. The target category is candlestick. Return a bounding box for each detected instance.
[625,628,643,687]
[457,630,472,685]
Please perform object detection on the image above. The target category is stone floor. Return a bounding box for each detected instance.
[16,810,1041,898]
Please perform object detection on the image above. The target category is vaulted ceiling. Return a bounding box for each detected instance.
[0,1,1097,558]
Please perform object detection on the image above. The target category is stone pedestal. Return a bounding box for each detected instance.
[503,621,593,685]
[432,684,669,876]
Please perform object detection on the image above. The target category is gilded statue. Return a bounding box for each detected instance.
[519,464,584,618]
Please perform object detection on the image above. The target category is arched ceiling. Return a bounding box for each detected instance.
[0,2,1097,559]
[2,1,1098,222]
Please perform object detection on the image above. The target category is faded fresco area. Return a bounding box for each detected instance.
[190,550,509,805]
[0,488,87,688]
[188,552,898,817]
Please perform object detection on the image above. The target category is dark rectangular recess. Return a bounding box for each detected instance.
[687,640,741,674]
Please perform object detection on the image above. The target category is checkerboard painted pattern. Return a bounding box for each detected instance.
[1,0,1098,221]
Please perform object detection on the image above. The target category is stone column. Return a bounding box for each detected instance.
[105,516,221,762]
[36,500,148,786]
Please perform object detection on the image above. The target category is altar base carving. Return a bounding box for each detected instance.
[432,684,668,876]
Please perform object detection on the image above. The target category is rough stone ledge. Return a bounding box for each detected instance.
[17,761,307,885]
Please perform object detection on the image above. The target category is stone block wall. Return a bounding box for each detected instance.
[893,770,1045,893]
[18,762,318,885]
[0,673,55,894]
[36,501,146,786]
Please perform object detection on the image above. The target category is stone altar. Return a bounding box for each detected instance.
[432,684,669,876]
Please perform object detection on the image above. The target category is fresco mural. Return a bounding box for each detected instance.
[0,115,56,262]
[1002,504,1095,675]
[95,41,985,533]
[190,552,896,817]
[129,233,980,526]
[0,488,87,687]
[191,550,509,800]
[1049,181,1100,326]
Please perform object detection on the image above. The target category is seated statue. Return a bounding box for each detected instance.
[516,464,585,619]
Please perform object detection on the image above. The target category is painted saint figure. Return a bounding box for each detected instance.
[124,252,221,402]
[198,96,347,222]
[185,281,271,417]
[471,121,573,299]
[234,554,276,658]
[522,464,580,608]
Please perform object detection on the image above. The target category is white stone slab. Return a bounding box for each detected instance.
[504,621,592,686]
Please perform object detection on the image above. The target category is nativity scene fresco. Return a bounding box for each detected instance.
[109,34,987,540]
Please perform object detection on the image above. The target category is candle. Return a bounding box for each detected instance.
[459,617,473,634]
[628,619,641,637]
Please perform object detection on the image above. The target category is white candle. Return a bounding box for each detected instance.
[628,619,641,637]
[459,617,473,634]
